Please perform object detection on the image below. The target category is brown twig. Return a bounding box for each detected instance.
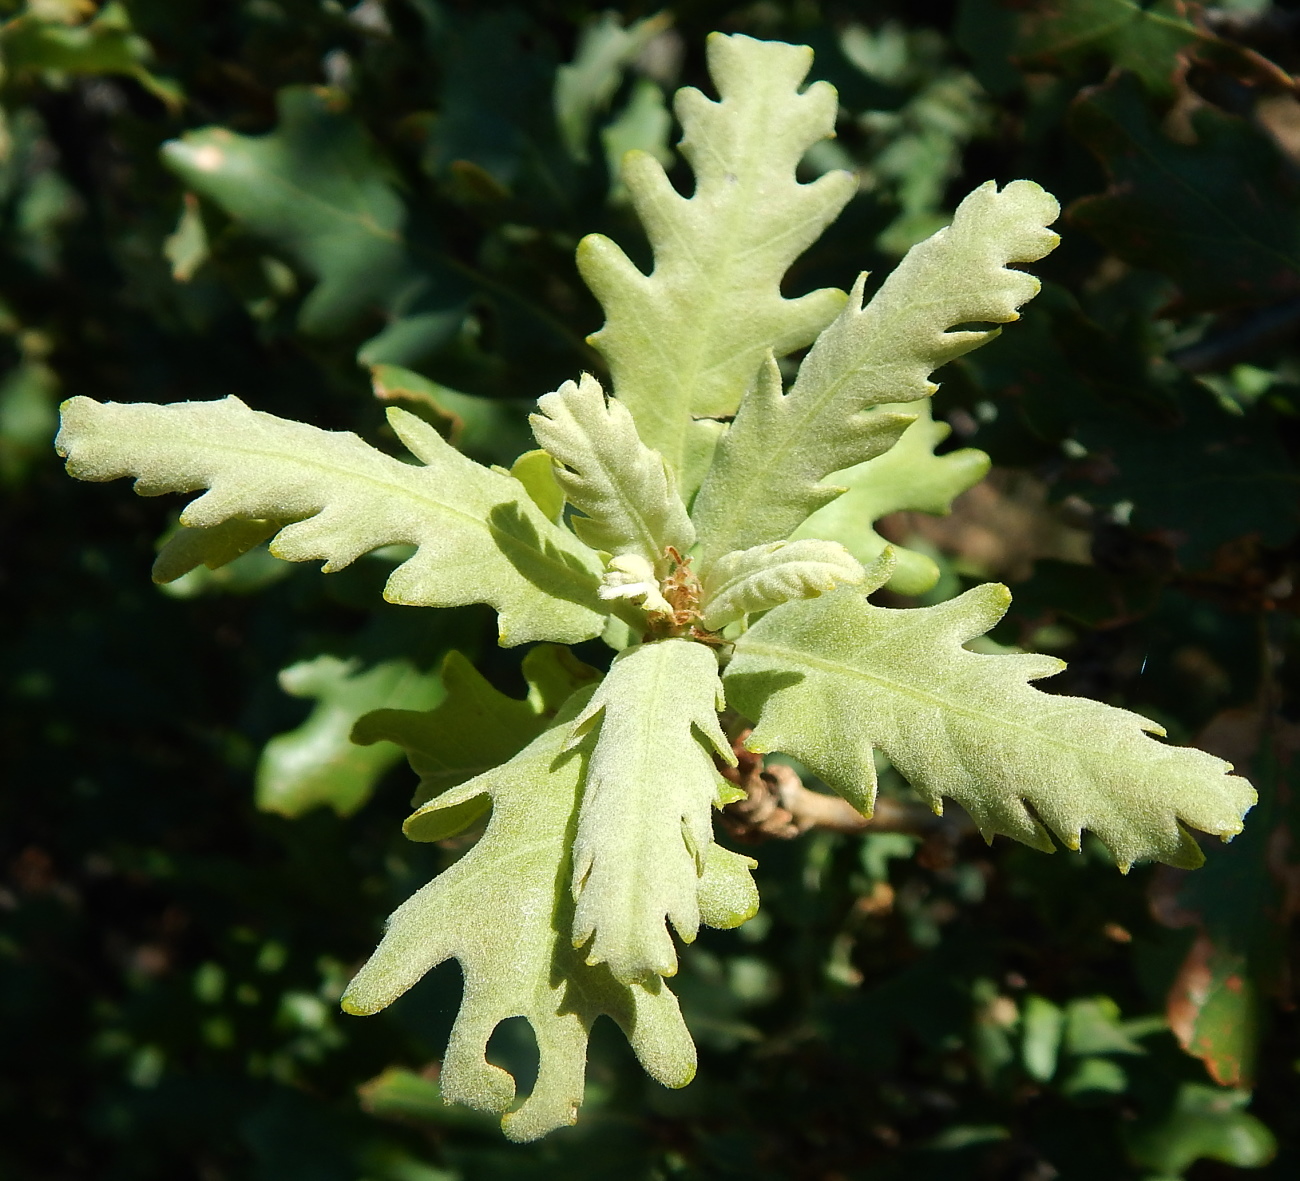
[718,729,974,847]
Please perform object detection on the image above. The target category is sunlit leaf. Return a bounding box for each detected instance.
[55,396,606,645]
[566,638,739,982]
[792,399,990,595]
[726,586,1255,868]
[692,179,1058,563]
[342,688,697,1143]
[578,33,856,489]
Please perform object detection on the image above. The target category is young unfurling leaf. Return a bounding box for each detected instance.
[530,372,693,567]
[55,396,606,645]
[697,538,870,631]
[725,587,1256,869]
[791,398,991,595]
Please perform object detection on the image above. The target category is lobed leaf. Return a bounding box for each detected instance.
[342,689,697,1143]
[697,538,869,632]
[55,396,606,646]
[354,646,600,839]
[530,373,693,567]
[577,32,856,489]
[791,398,990,595]
[726,587,1256,870]
[692,179,1058,564]
[566,638,740,982]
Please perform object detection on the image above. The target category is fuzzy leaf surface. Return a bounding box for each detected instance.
[698,539,867,631]
[354,646,600,841]
[342,690,697,1143]
[577,32,855,487]
[792,398,990,595]
[55,396,605,645]
[530,373,693,566]
[726,587,1256,869]
[257,655,443,818]
[693,179,1058,563]
[567,639,737,982]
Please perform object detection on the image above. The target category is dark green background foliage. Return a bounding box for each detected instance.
[4,0,1300,1177]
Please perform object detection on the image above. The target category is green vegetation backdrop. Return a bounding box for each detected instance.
[4,0,1300,1177]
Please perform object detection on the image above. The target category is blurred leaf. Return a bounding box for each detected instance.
[1063,995,1150,1056]
[256,654,444,818]
[602,77,672,203]
[1124,1083,1277,1176]
[1016,0,1204,96]
[961,288,1300,566]
[1014,0,1292,98]
[1070,72,1300,314]
[0,341,57,484]
[1061,1055,1128,1096]
[162,88,466,367]
[554,10,671,161]
[163,192,208,282]
[1021,994,1064,1081]
[840,22,993,253]
[370,363,532,466]
[0,1,181,109]
[358,1066,499,1133]
[1156,710,1300,1086]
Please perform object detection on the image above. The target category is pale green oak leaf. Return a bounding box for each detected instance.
[791,398,990,595]
[693,179,1058,563]
[530,372,693,568]
[342,688,697,1143]
[55,396,606,646]
[257,655,443,818]
[697,538,868,631]
[152,517,282,582]
[725,587,1255,870]
[353,646,600,842]
[566,638,738,982]
[577,32,856,489]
